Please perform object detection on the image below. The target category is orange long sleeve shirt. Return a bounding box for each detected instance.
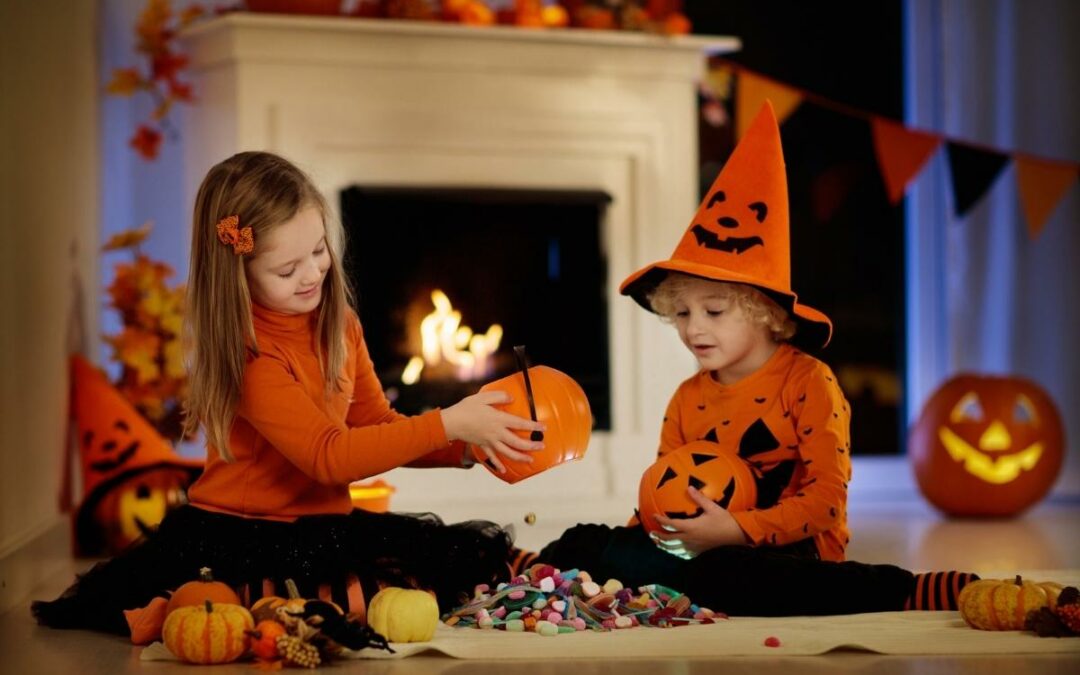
[657,344,853,561]
[188,304,468,520]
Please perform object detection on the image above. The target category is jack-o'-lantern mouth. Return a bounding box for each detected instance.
[938,426,1043,484]
[690,224,764,254]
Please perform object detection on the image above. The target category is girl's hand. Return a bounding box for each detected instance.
[441,391,545,474]
[650,486,750,558]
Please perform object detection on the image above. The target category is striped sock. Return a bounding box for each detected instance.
[904,571,980,610]
[508,547,540,578]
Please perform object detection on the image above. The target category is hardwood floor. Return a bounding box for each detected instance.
[4,494,1078,674]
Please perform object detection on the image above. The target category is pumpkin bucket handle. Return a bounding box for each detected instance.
[513,345,544,442]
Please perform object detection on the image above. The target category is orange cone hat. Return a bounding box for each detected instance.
[71,354,201,501]
[620,101,832,347]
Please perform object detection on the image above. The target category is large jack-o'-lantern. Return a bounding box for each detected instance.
[909,374,1064,517]
[70,355,202,555]
[638,441,758,535]
[476,347,592,484]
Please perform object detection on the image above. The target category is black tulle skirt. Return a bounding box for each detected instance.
[32,506,512,635]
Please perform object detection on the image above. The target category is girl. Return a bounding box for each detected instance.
[34,151,543,635]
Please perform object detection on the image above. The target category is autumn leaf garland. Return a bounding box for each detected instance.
[106,0,206,160]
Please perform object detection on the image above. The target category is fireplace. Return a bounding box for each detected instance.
[341,186,612,430]
[181,14,739,507]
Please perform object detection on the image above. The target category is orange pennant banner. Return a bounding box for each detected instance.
[1014,155,1078,239]
[871,118,942,204]
[736,71,802,139]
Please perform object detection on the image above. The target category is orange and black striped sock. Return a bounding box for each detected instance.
[904,571,980,610]
[508,547,540,578]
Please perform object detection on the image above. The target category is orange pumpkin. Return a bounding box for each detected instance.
[166,567,241,617]
[162,600,253,664]
[247,619,288,661]
[910,374,1064,517]
[638,441,757,535]
[478,363,592,484]
[958,576,1064,631]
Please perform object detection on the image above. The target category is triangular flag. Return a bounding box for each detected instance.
[945,142,1010,217]
[870,118,942,204]
[1014,155,1078,239]
[736,71,802,139]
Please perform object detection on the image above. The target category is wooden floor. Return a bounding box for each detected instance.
[3,494,1079,674]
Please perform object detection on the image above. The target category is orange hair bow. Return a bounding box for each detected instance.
[215,215,253,255]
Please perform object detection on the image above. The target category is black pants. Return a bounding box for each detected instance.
[537,523,914,616]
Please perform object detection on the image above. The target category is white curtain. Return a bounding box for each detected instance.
[905,0,1080,494]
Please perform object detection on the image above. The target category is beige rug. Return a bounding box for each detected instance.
[141,570,1080,660]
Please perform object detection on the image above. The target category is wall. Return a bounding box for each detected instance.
[0,1,99,610]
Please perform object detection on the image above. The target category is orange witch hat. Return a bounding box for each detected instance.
[619,100,832,347]
[70,354,202,503]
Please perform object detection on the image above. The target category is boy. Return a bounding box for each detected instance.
[516,102,976,616]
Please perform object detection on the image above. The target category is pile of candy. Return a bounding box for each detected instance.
[444,564,724,635]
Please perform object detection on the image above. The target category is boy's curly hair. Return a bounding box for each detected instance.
[647,273,797,342]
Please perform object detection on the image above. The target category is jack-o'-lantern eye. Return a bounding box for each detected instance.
[1014,394,1037,425]
[949,392,983,424]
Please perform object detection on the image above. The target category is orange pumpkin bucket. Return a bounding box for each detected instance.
[638,441,758,535]
[477,346,592,484]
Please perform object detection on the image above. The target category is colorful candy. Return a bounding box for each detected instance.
[444,566,724,636]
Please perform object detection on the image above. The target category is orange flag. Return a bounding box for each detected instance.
[736,71,802,139]
[1014,155,1078,239]
[871,118,942,204]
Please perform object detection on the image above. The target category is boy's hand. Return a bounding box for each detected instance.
[650,486,750,558]
[441,391,545,475]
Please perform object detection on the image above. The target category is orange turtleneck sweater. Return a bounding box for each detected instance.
[187,304,468,520]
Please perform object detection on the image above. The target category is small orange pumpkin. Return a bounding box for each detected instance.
[638,441,757,535]
[478,363,592,484]
[247,619,288,661]
[166,567,241,616]
[162,600,253,664]
[958,576,1064,630]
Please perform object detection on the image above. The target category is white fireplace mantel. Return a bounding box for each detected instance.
[180,14,740,516]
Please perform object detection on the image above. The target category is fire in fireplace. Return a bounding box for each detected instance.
[341,186,612,430]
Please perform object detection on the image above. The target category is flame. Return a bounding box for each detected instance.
[404,290,502,383]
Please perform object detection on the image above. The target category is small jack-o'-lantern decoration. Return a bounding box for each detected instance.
[910,374,1064,517]
[70,355,202,556]
[638,441,757,535]
[477,347,592,484]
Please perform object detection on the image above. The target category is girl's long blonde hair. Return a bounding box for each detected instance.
[183,151,353,462]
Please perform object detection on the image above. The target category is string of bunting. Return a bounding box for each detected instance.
[704,60,1079,240]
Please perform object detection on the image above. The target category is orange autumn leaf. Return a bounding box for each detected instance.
[168,80,193,102]
[103,222,153,251]
[163,338,185,380]
[130,125,163,160]
[179,4,205,26]
[108,327,162,385]
[107,68,144,96]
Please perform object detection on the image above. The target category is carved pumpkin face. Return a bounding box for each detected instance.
[910,375,1064,517]
[92,467,192,550]
[638,441,757,535]
[479,365,592,483]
